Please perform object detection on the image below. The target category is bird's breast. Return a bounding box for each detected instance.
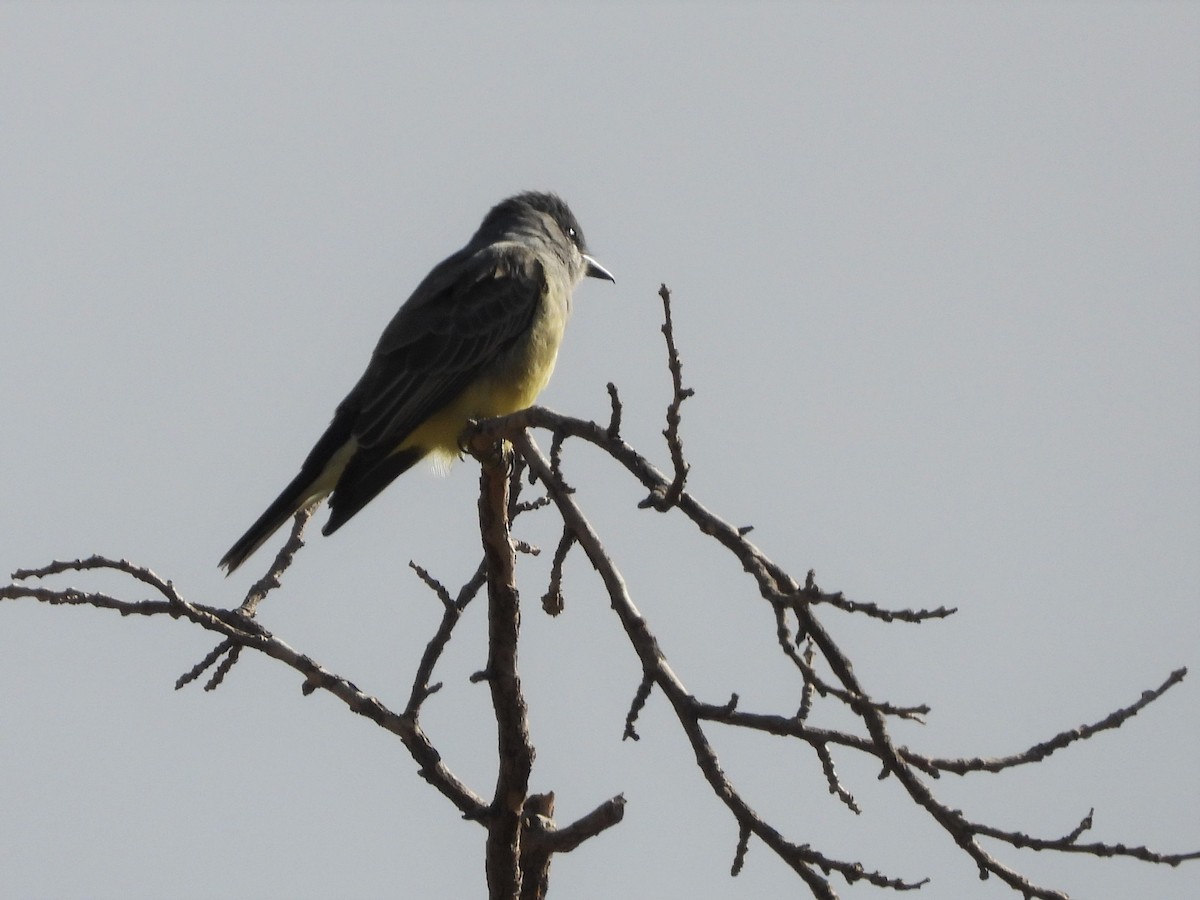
[405,283,570,460]
[475,281,569,414]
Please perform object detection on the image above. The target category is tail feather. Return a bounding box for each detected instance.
[221,404,434,573]
[219,468,327,574]
[221,404,365,574]
[323,446,426,536]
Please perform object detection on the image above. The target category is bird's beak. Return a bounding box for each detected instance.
[583,255,615,283]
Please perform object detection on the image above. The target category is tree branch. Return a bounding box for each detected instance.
[474,441,536,899]
[5,284,1196,899]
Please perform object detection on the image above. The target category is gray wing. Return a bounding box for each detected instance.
[220,239,547,572]
[345,239,546,451]
[313,241,546,535]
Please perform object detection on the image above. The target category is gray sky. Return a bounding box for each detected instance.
[2,3,1197,898]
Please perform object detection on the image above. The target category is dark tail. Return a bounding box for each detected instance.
[220,411,359,574]
[219,466,324,574]
[322,445,426,536]
[221,413,430,573]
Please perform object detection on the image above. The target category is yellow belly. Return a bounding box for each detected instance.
[400,286,567,460]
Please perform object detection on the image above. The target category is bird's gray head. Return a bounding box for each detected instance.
[477,191,614,286]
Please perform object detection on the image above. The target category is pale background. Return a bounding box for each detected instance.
[2,3,1197,899]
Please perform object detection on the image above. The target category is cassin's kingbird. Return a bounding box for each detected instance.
[219,191,613,573]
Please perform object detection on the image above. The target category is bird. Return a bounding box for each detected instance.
[219,191,613,573]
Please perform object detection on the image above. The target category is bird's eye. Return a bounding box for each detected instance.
[567,227,578,242]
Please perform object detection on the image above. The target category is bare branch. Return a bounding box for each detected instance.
[512,431,923,897]
[404,559,485,715]
[7,286,1196,900]
[410,560,456,611]
[462,405,1199,897]
[5,556,488,821]
[924,667,1189,775]
[175,639,237,690]
[970,811,1200,865]
[732,823,751,876]
[542,528,575,616]
[815,741,862,814]
[539,794,627,854]
[605,382,622,439]
[623,671,654,742]
[810,590,958,623]
[239,505,314,616]
[639,284,692,511]
[472,440,535,899]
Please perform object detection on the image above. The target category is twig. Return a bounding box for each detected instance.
[542,528,575,616]
[513,432,923,897]
[239,505,314,616]
[925,667,1189,775]
[605,382,622,439]
[4,555,487,820]
[639,284,693,511]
